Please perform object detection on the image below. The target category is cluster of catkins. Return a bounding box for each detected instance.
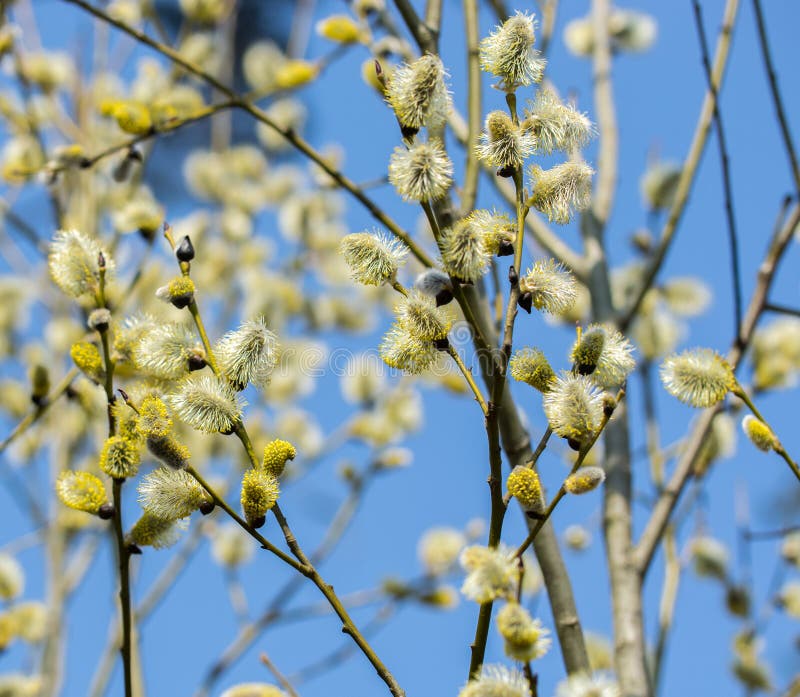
[49,227,297,548]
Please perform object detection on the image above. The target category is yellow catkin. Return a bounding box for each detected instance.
[262,439,296,477]
[70,342,104,381]
[506,466,543,510]
[56,471,107,514]
[241,469,280,525]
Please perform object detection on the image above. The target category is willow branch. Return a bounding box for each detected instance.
[61,0,434,269]
[751,0,800,195]
[620,0,740,330]
[692,0,743,340]
[460,0,481,215]
[633,202,800,576]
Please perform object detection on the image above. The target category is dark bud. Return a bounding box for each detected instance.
[517,292,532,314]
[401,124,419,140]
[176,235,195,262]
[726,584,750,618]
[98,502,115,520]
[220,426,236,436]
[433,337,450,351]
[127,147,143,162]
[497,239,515,257]
[576,362,596,376]
[508,265,518,286]
[435,289,454,307]
[97,251,106,270]
[251,515,266,529]
[567,437,582,451]
[496,165,515,178]
[374,59,382,77]
[525,510,547,520]
[187,353,207,371]
[170,295,193,310]
[602,394,617,417]
[127,543,143,555]
[118,388,130,403]
[65,385,79,400]
[199,500,215,516]
[31,394,48,407]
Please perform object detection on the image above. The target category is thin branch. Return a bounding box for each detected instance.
[61,0,435,270]
[620,0,740,330]
[692,0,743,342]
[633,202,800,576]
[751,0,800,195]
[460,0,481,216]
[392,0,437,53]
[763,302,800,319]
[260,652,301,697]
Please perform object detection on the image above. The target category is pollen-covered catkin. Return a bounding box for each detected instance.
[479,11,545,91]
[506,466,543,510]
[215,317,279,390]
[56,471,108,515]
[241,468,280,526]
[388,139,453,202]
[99,435,140,479]
[262,439,296,477]
[660,348,734,407]
[510,348,556,392]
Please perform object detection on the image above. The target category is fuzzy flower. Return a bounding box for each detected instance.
[543,373,604,444]
[56,471,108,515]
[509,348,555,392]
[460,544,517,603]
[479,11,545,91]
[523,86,594,154]
[215,317,279,390]
[496,602,551,661]
[528,162,593,224]
[571,324,636,387]
[418,527,467,576]
[386,53,450,133]
[458,664,528,697]
[660,277,712,317]
[87,308,111,332]
[564,466,606,494]
[262,439,296,477]
[660,348,734,407]
[169,374,244,433]
[379,323,437,374]
[241,468,280,526]
[0,554,24,601]
[127,512,188,550]
[388,139,453,202]
[49,229,114,298]
[441,217,492,282]
[554,673,620,697]
[340,230,409,286]
[506,466,543,511]
[155,276,195,309]
[741,415,778,453]
[476,111,536,169]
[99,435,141,479]
[138,467,211,520]
[134,323,202,380]
[467,209,516,256]
[395,290,452,341]
[519,259,578,314]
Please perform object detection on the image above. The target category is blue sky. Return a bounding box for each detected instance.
[2,1,800,696]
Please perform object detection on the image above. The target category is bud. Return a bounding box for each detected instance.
[496,601,551,661]
[741,415,778,453]
[87,308,111,332]
[110,101,153,135]
[29,364,50,405]
[564,466,605,494]
[176,235,195,262]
